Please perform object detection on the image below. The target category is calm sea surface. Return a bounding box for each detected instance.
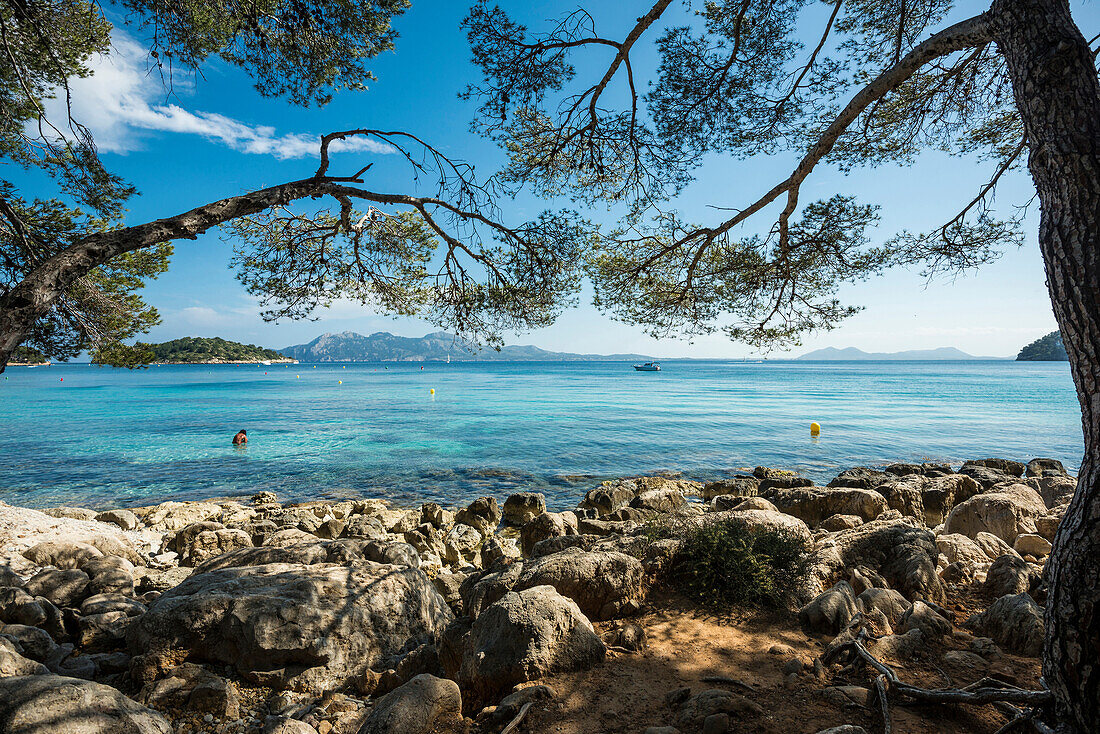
[0,360,1083,511]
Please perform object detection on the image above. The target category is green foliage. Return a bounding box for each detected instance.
[90,341,157,368]
[10,346,49,364]
[228,205,589,349]
[2,0,412,366]
[648,517,808,609]
[462,0,1033,348]
[1017,331,1067,362]
[0,184,172,362]
[93,337,288,365]
[118,1,411,106]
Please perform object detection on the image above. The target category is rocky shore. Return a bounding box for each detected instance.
[0,457,1070,734]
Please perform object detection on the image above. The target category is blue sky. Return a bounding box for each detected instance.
[28,0,1100,358]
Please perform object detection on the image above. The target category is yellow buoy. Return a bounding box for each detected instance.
[338,380,343,384]
[429,388,435,395]
[810,422,821,435]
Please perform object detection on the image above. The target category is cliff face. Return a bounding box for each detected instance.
[280,331,651,362]
[1017,332,1068,361]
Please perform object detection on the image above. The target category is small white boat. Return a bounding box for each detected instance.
[260,360,272,365]
[633,362,661,371]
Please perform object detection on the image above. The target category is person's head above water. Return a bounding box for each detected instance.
[233,429,248,444]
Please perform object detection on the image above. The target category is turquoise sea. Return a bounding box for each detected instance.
[0,360,1083,511]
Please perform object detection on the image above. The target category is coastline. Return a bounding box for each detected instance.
[145,358,299,365]
[0,456,1065,733]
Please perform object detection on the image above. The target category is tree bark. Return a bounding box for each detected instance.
[991,0,1100,730]
[0,176,473,371]
[0,178,329,370]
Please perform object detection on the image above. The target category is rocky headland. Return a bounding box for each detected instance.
[0,457,1070,733]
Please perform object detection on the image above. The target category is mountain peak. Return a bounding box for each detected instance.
[798,345,984,360]
[280,331,652,363]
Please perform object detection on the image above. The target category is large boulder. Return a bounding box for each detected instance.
[958,465,1017,490]
[799,517,944,604]
[0,674,172,733]
[984,555,1039,597]
[515,548,644,620]
[0,503,155,575]
[974,532,1020,561]
[1013,533,1052,558]
[129,561,453,692]
[181,528,253,567]
[964,459,1026,477]
[828,467,889,489]
[768,488,888,527]
[520,512,577,557]
[799,582,857,634]
[454,497,501,539]
[457,586,605,708]
[966,593,1044,657]
[134,501,222,531]
[441,524,482,567]
[21,542,103,570]
[944,484,1047,544]
[1026,458,1067,478]
[0,587,47,627]
[0,637,48,677]
[701,478,759,501]
[1029,475,1076,508]
[579,480,637,516]
[899,601,952,641]
[95,510,139,531]
[460,564,525,620]
[632,485,687,512]
[502,493,546,526]
[877,475,979,526]
[704,509,813,546]
[0,624,59,663]
[137,663,239,721]
[23,569,90,608]
[935,534,990,567]
[856,588,911,627]
[356,674,462,734]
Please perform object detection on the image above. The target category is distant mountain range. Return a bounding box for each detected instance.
[281,331,652,362]
[797,346,1000,360]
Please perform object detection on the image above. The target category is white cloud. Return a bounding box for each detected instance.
[48,34,392,160]
[910,325,1053,338]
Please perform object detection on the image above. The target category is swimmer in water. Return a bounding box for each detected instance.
[232,430,248,445]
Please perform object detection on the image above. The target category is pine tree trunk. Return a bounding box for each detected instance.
[991,0,1100,729]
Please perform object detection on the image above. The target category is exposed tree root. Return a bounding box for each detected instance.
[823,630,1053,733]
[500,702,533,734]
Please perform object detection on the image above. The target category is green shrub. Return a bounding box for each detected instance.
[650,517,808,609]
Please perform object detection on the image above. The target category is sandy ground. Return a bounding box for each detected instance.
[512,590,1041,734]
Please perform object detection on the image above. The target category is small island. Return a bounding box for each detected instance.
[94,336,296,365]
[1017,331,1068,361]
[8,346,51,366]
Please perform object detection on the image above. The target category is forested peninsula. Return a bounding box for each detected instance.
[93,337,294,365]
[1017,332,1068,361]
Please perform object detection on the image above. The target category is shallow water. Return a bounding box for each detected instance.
[0,360,1082,510]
